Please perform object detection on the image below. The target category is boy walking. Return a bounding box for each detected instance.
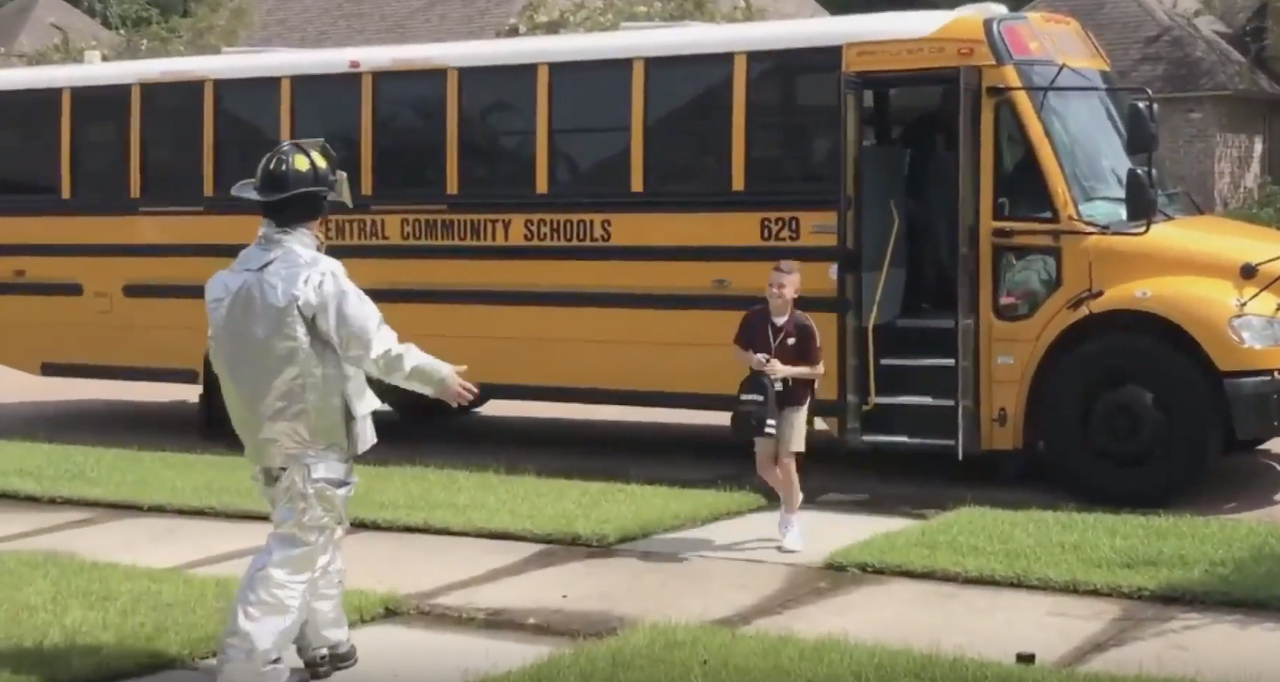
[732,260,824,552]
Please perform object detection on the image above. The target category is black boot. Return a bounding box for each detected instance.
[329,644,358,672]
[302,644,358,680]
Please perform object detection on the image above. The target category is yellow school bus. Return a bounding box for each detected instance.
[1,2,1277,506]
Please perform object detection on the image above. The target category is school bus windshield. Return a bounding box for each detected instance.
[1015,63,1201,226]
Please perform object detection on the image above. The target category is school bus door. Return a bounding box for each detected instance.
[836,67,982,457]
[980,67,1094,451]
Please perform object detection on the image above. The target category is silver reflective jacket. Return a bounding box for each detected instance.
[204,223,453,468]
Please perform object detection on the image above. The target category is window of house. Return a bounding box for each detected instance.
[457,65,536,195]
[214,78,280,195]
[992,99,1054,221]
[292,74,362,197]
[0,89,61,197]
[140,81,204,205]
[372,70,447,197]
[548,60,631,195]
[644,54,733,194]
[745,48,841,194]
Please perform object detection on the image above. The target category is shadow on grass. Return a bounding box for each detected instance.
[0,642,203,682]
[3,396,1280,520]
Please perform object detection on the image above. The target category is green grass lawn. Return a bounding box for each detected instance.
[0,551,403,682]
[0,441,763,546]
[826,506,1280,610]
[483,623,1191,682]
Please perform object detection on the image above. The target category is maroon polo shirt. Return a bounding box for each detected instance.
[733,305,821,409]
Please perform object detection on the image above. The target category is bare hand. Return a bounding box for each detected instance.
[441,365,479,407]
[750,353,770,371]
[763,359,790,378]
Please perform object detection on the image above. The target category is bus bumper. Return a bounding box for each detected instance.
[1223,372,1280,441]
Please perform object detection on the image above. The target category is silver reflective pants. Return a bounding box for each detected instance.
[216,460,356,682]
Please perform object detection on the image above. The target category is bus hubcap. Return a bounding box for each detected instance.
[1086,384,1163,464]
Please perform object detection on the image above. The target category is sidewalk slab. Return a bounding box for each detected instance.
[0,514,269,568]
[0,500,105,539]
[431,552,825,624]
[617,509,917,566]
[749,576,1280,682]
[194,531,558,595]
[125,622,567,682]
[0,364,198,403]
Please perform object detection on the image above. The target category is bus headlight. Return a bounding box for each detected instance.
[1228,314,1280,348]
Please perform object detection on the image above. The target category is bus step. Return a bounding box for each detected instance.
[860,433,957,448]
[872,317,956,357]
[862,396,956,441]
[878,356,955,399]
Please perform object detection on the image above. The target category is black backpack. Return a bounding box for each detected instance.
[730,371,779,439]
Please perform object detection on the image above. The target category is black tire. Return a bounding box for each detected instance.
[370,380,489,418]
[1035,333,1221,508]
[455,392,491,414]
[197,361,235,443]
[1230,438,1269,453]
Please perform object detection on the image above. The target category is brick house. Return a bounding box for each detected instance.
[1027,0,1280,212]
[240,0,829,49]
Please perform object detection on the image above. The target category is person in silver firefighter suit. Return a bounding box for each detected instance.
[204,139,478,682]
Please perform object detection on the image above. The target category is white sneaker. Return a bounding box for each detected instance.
[778,492,804,534]
[779,520,803,553]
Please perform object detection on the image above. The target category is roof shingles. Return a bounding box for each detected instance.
[1027,0,1280,95]
[241,0,827,49]
[0,0,113,57]
[242,0,525,48]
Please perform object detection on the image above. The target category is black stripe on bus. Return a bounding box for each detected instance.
[0,281,84,297]
[23,366,841,417]
[119,284,842,314]
[40,362,201,385]
[481,383,841,417]
[0,243,841,262]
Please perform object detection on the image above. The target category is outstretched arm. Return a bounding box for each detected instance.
[300,265,467,402]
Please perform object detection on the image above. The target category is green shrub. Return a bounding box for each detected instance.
[1224,181,1280,228]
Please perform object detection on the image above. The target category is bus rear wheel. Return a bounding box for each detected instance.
[1035,333,1220,508]
[1230,438,1269,453]
[197,362,235,443]
[371,380,490,419]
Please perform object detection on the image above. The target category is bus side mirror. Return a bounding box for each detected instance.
[1125,166,1158,222]
[1125,101,1159,156]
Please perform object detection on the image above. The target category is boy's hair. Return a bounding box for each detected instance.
[772,260,801,276]
[261,193,328,228]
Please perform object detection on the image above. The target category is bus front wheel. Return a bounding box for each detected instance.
[1035,333,1221,508]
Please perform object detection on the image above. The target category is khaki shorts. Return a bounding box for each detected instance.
[754,402,810,456]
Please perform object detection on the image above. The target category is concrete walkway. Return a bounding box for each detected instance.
[4,499,1280,682]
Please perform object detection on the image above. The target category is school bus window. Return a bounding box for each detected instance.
[372,70,447,197]
[0,89,60,197]
[992,99,1055,222]
[213,78,280,195]
[70,85,132,202]
[644,54,733,194]
[292,74,362,197]
[547,60,631,195]
[745,47,841,194]
[457,65,536,195]
[140,81,204,205]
